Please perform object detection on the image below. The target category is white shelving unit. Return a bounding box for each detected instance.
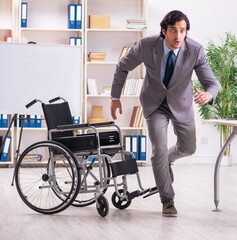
[0,0,149,165]
[84,0,148,162]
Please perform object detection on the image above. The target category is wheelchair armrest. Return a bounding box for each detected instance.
[56,123,90,130]
[90,121,115,127]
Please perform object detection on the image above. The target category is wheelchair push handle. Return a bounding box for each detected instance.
[25,99,43,108]
[49,96,67,103]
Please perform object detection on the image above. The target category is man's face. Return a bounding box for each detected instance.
[162,20,187,50]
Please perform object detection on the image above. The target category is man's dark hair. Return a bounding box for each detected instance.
[160,10,190,38]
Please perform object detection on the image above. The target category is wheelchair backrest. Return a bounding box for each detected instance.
[42,102,74,139]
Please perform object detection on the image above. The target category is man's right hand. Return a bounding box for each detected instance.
[110,100,122,120]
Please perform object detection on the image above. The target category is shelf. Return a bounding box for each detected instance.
[20,28,83,33]
[19,128,47,131]
[86,29,146,32]
[86,61,118,65]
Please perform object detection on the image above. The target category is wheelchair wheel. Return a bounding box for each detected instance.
[15,141,80,214]
[111,189,132,209]
[72,156,111,207]
[96,195,109,217]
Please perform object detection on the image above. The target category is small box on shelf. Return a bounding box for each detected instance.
[88,106,108,124]
[89,15,110,29]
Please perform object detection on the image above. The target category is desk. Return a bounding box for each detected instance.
[204,119,237,212]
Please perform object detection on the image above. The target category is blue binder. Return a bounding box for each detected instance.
[21,2,28,28]
[1,114,8,128]
[19,114,29,127]
[0,136,11,161]
[123,135,131,152]
[131,135,138,159]
[72,116,80,124]
[69,37,76,46]
[75,37,82,46]
[35,115,42,128]
[139,135,146,161]
[29,114,36,127]
[68,4,76,29]
[75,4,82,29]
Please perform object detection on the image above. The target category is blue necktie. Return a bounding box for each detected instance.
[163,51,175,87]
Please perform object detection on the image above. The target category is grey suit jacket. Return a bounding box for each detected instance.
[111,35,220,121]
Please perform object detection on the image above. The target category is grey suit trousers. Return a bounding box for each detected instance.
[146,103,196,203]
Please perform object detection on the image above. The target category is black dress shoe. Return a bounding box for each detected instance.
[162,199,177,217]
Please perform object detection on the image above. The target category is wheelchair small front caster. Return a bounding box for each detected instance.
[111,189,131,210]
[96,195,109,217]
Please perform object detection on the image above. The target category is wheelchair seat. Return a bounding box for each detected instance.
[42,101,121,154]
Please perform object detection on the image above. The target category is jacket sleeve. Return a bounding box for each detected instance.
[194,45,220,102]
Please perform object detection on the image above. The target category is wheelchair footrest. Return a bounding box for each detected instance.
[110,158,138,177]
[127,190,141,201]
[127,188,151,201]
[143,187,159,198]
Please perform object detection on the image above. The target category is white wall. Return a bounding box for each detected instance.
[147,0,237,46]
[146,0,237,163]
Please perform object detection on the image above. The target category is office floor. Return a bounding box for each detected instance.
[1,163,237,240]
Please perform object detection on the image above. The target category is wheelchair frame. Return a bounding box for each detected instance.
[14,97,158,217]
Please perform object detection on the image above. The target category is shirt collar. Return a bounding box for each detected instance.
[163,40,179,56]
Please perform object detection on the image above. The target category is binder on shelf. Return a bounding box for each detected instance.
[69,36,76,46]
[21,2,28,28]
[69,37,82,46]
[35,115,42,128]
[123,135,131,152]
[75,4,82,29]
[29,114,36,128]
[72,116,80,124]
[0,136,11,162]
[139,135,146,160]
[19,114,29,128]
[1,114,8,128]
[68,4,76,29]
[131,135,138,159]
[75,37,82,46]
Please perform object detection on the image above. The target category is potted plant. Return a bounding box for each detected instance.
[194,32,237,158]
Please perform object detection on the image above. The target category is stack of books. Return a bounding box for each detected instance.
[129,106,144,128]
[88,52,106,61]
[126,19,147,30]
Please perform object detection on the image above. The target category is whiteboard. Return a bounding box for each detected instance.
[0,42,82,116]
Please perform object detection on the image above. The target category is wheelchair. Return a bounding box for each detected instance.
[14,97,158,217]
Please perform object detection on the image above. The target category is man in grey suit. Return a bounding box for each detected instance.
[110,10,219,217]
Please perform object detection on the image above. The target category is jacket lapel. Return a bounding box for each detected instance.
[153,38,163,82]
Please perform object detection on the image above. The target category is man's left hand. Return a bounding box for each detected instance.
[194,87,212,105]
